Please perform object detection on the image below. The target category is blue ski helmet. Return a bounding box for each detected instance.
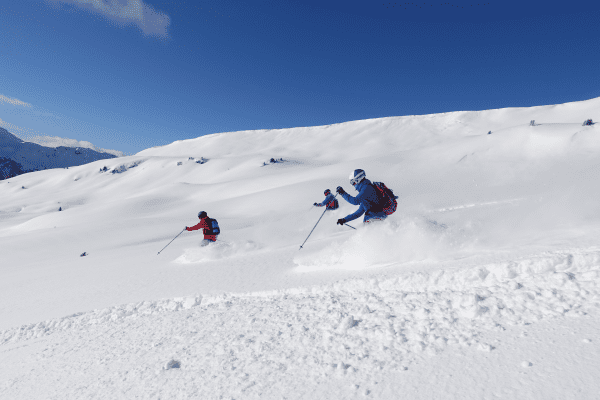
[324,189,331,195]
[349,169,366,186]
[198,211,207,219]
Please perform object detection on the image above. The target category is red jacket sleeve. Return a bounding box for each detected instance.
[186,219,209,231]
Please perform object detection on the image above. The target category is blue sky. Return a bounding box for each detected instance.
[0,0,598,155]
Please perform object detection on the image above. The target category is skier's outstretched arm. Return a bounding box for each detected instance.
[186,222,202,231]
[187,219,208,231]
[337,186,361,206]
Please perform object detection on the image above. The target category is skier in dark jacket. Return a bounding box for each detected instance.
[185,211,219,246]
[336,169,387,225]
[313,189,339,210]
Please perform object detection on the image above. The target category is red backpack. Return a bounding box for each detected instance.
[372,182,398,215]
[327,198,339,210]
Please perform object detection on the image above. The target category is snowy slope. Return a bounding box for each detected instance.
[0,127,119,179]
[0,98,599,399]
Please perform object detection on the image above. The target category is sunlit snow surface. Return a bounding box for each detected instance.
[1,98,600,398]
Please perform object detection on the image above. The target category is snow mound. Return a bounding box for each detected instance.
[173,240,262,264]
[4,248,599,349]
[3,248,600,400]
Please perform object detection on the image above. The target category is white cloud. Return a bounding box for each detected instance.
[0,94,32,108]
[47,0,170,37]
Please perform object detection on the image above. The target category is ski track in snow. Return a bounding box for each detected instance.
[2,249,600,398]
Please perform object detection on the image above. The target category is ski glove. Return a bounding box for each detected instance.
[313,203,318,206]
[337,218,346,225]
[336,186,346,195]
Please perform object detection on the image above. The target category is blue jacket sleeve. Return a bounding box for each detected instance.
[344,204,365,222]
[341,191,361,206]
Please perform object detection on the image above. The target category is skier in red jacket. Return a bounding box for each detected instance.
[185,211,220,246]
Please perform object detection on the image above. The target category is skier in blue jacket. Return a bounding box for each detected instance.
[313,189,339,210]
[336,169,387,225]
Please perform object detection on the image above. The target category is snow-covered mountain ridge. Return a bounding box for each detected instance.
[22,134,124,157]
[1,97,599,398]
[0,127,119,180]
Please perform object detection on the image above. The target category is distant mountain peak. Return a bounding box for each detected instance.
[0,127,24,144]
[0,127,119,180]
[23,135,124,157]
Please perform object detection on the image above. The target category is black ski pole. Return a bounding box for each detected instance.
[344,223,356,230]
[157,228,186,255]
[299,193,338,250]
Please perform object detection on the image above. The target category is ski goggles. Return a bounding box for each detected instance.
[350,177,362,186]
